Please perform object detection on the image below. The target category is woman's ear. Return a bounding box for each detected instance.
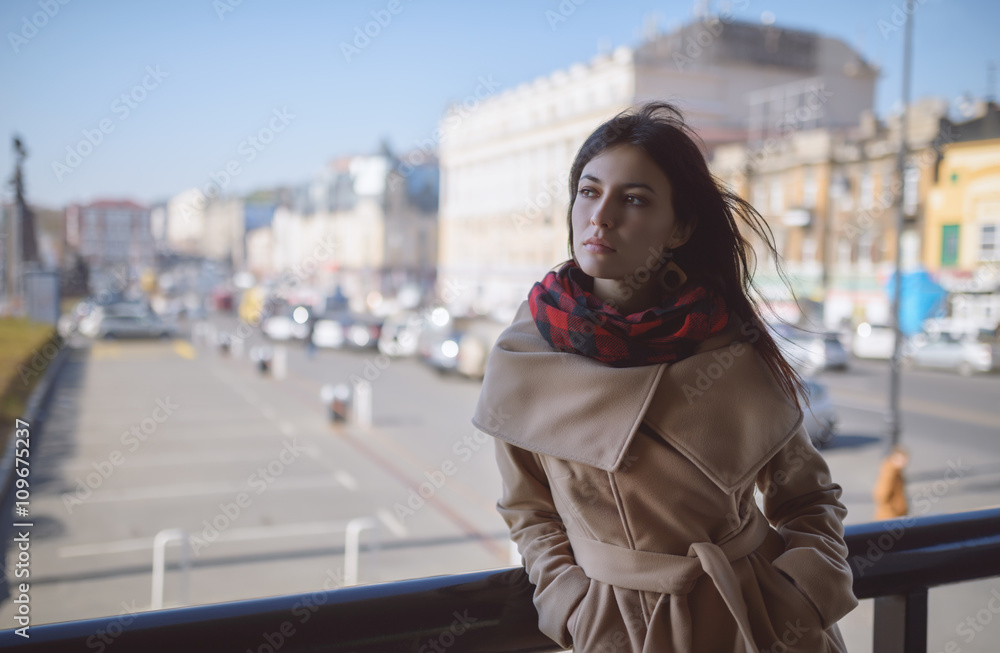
[669,220,695,249]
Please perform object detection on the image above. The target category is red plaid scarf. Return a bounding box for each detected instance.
[528,260,729,367]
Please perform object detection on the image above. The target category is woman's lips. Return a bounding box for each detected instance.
[583,241,615,254]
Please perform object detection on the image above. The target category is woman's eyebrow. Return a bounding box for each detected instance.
[580,174,656,194]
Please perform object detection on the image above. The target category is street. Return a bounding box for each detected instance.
[2,316,999,652]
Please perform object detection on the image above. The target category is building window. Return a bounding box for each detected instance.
[802,168,817,209]
[769,178,783,214]
[941,224,960,266]
[903,167,919,217]
[980,224,999,261]
[860,171,874,210]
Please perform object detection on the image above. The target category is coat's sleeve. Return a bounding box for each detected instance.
[493,438,590,649]
[755,425,859,630]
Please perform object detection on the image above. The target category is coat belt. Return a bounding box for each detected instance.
[568,512,772,652]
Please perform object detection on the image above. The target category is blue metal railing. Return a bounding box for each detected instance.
[1,507,998,652]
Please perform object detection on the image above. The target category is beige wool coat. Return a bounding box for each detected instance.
[472,300,859,652]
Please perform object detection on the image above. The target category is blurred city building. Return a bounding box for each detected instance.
[921,101,1000,332]
[712,98,951,328]
[437,16,877,318]
[64,199,154,296]
[240,150,438,313]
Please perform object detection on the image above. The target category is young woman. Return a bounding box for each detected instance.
[472,102,858,652]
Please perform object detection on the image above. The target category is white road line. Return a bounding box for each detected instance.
[280,421,296,436]
[60,450,286,470]
[376,508,408,537]
[61,476,348,504]
[58,520,357,558]
[334,471,358,491]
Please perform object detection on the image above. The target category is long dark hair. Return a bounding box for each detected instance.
[564,101,805,406]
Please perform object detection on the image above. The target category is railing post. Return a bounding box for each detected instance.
[873,588,928,653]
[344,517,379,586]
[151,528,191,610]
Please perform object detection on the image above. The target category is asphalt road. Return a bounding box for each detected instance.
[2,316,998,652]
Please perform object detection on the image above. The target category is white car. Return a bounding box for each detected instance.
[905,333,999,376]
[852,323,897,360]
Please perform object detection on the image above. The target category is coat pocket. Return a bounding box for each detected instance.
[753,554,828,653]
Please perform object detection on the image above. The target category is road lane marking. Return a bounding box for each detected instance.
[58,520,359,558]
[334,471,358,491]
[173,340,197,360]
[376,508,408,537]
[830,386,1000,429]
[63,476,348,504]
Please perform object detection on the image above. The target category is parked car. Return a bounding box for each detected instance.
[800,379,837,448]
[377,310,424,357]
[96,312,176,339]
[772,325,849,373]
[417,310,505,379]
[310,311,382,349]
[904,332,1000,376]
[262,306,311,341]
[852,322,897,360]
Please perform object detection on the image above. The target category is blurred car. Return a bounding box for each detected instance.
[773,325,849,373]
[311,311,383,349]
[262,306,311,341]
[904,332,1000,376]
[377,310,424,357]
[852,322,897,360]
[96,312,176,339]
[78,301,152,338]
[418,310,505,379]
[800,379,836,448]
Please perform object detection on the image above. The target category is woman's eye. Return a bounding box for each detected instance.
[626,194,646,206]
[578,187,596,197]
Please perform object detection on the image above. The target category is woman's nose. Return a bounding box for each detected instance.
[590,202,615,228]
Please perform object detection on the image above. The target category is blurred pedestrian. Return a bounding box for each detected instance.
[873,446,909,520]
[474,102,857,653]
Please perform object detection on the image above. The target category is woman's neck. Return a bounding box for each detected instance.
[592,277,661,316]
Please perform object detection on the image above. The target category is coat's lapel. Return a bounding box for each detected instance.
[472,300,803,491]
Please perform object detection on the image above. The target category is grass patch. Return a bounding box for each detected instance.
[0,317,60,452]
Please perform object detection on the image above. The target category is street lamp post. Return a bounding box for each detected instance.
[888,1,915,449]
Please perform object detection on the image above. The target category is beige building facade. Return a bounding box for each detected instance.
[437,17,877,319]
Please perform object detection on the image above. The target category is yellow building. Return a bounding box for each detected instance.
[922,103,1000,333]
[924,136,1000,273]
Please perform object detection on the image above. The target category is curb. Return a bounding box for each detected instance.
[0,341,72,509]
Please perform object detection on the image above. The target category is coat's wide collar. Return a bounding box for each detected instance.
[472,300,804,494]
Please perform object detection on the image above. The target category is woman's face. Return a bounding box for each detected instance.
[571,144,689,284]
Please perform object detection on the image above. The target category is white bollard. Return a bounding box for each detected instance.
[353,379,372,429]
[344,517,380,586]
[273,345,287,380]
[151,529,191,609]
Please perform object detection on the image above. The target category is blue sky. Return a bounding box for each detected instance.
[1,0,996,209]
